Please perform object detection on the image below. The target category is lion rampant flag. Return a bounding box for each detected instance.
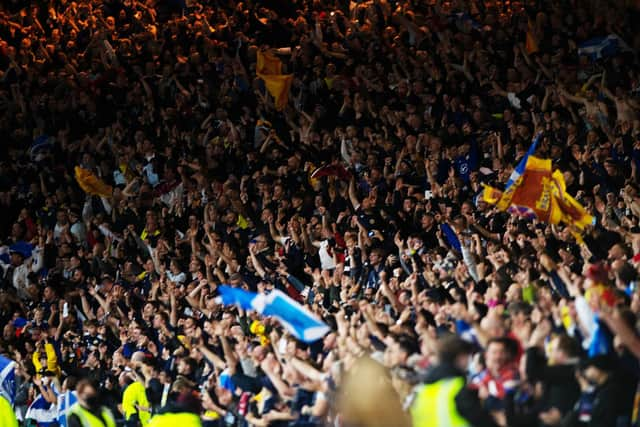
[482,134,593,231]
[75,167,112,197]
[256,50,293,111]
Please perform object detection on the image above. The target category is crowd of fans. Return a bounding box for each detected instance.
[2,0,640,425]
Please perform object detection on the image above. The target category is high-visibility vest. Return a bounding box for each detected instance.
[147,412,202,427]
[0,395,18,427]
[411,377,471,427]
[122,380,151,425]
[67,403,116,427]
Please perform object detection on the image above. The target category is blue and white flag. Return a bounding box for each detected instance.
[217,286,262,311]
[505,133,541,190]
[588,316,613,357]
[440,223,461,252]
[0,355,16,405]
[455,319,479,345]
[216,286,330,343]
[578,34,631,61]
[30,135,53,161]
[26,394,58,426]
[0,246,9,266]
[57,390,78,427]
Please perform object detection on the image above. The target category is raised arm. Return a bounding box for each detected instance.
[348,176,361,211]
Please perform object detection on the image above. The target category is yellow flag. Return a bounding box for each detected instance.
[256,50,293,111]
[525,19,539,54]
[75,166,112,197]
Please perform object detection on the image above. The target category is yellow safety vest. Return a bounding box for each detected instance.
[122,380,151,425]
[67,403,116,427]
[0,395,18,427]
[411,377,471,427]
[148,412,203,427]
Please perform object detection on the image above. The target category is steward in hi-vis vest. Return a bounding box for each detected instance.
[411,336,501,427]
[68,379,116,427]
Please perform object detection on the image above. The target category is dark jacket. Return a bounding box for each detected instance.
[525,347,581,415]
[560,377,619,427]
[421,362,501,427]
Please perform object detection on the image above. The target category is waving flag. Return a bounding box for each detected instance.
[482,134,594,232]
[216,286,330,342]
[57,390,78,427]
[256,50,293,111]
[588,316,613,357]
[455,319,479,345]
[26,394,58,426]
[525,19,539,54]
[30,135,53,161]
[75,167,113,197]
[0,355,16,405]
[10,241,35,259]
[440,223,461,252]
[578,34,631,61]
[310,163,352,181]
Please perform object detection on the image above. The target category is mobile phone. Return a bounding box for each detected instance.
[63,303,69,318]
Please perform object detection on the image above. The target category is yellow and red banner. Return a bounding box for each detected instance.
[482,153,593,231]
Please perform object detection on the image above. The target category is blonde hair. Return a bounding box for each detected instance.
[338,357,411,427]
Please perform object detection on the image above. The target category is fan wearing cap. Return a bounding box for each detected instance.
[0,241,44,300]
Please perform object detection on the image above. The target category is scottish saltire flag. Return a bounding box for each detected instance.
[216,286,330,342]
[588,316,613,357]
[455,319,479,345]
[217,286,262,311]
[0,242,35,263]
[57,390,78,427]
[0,355,16,404]
[578,34,631,61]
[440,223,461,252]
[30,135,53,161]
[26,393,58,426]
[10,241,35,259]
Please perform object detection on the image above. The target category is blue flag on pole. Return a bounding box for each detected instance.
[216,286,330,343]
[0,355,16,405]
